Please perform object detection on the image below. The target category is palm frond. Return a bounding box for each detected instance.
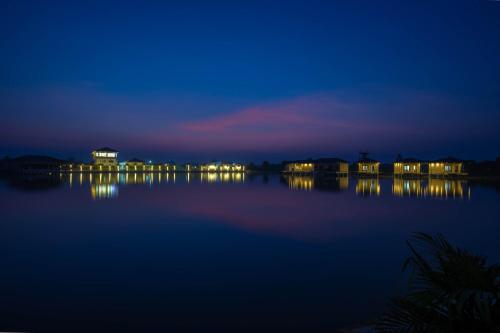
[376,233,500,332]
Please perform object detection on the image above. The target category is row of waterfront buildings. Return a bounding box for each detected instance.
[284,156,465,177]
[67,147,246,173]
[58,147,466,177]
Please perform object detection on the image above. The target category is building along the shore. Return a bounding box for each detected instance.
[284,161,314,174]
[125,158,145,172]
[92,147,118,166]
[393,158,423,176]
[284,158,349,175]
[428,157,466,177]
[200,162,245,172]
[357,158,380,176]
[163,163,176,172]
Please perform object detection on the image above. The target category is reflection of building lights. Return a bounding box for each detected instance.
[287,176,314,191]
[91,184,118,199]
[427,179,464,198]
[208,173,217,182]
[355,178,380,196]
[393,178,422,197]
[392,178,467,199]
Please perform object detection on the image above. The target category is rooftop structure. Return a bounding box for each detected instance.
[92,147,118,166]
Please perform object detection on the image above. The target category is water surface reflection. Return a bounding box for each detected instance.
[0,173,498,333]
[49,173,476,200]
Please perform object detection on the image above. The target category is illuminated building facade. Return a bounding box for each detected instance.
[429,157,465,177]
[92,147,118,166]
[284,162,314,174]
[284,158,348,175]
[393,158,422,176]
[357,158,380,175]
[200,162,245,172]
[125,158,145,172]
[163,163,176,172]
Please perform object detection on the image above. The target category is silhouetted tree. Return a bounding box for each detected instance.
[376,233,500,333]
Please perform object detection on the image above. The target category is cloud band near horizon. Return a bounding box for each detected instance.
[0,86,498,161]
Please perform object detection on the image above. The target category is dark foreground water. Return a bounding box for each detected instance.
[1,173,499,332]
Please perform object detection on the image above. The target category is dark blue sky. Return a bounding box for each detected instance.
[1,0,499,162]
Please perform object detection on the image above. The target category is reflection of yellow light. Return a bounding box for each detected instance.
[356,178,380,196]
[233,172,242,182]
[91,184,118,200]
[207,173,217,182]
[287,175,314,191]
[339,176,349,190]
[427,179,464,198]
[393,178,422,197]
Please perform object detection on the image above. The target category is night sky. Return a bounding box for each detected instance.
[1,0,499,163]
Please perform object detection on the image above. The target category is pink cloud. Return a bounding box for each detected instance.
[150,94,408,152]
[2,86,488,156]
[182,95,361,132]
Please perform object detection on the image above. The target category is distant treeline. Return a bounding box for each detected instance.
[463,158,500,177]
[245,161,283,173]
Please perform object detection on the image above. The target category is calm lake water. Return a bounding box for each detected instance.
[1,173,499,332]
